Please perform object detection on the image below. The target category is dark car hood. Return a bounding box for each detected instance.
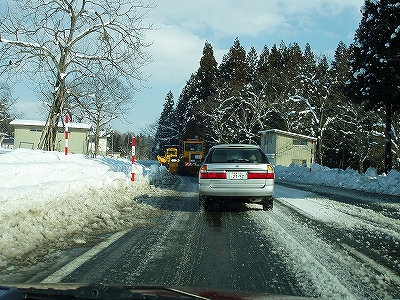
[6,283,314,300]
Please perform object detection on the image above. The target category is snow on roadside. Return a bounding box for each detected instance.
[0,148,169,269]
[275,163,400,196]
[276,189,400,237]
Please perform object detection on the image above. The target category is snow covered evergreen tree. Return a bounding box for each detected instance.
[175,74,197,141]
[153,91,178,156]
[197,41,218,105]
[219,38,247,98]
[347,0,400,172]
[285,42,351,166]
[214,38,255,143]
[175,41,218,142]
[193,41,219,140]
[245,46,258,85]
[325,41,377,171]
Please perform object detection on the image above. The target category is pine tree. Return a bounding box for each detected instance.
[245,46,258,85]
[255,45,270,96]
[238,46,277,143]
[263,42,299,131]
[219,38,247,96]
[326,41,375,171]
[213,38,263,143]
[265,43,286,100]
[197,41,218,103]
[153,91,178,156]
[175,74,198,140]
[332,41,352,86]
[194,41,219,140]
[347,0,400,172]
[175,41,219,142]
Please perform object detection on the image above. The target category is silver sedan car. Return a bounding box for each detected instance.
[198,144,274,211]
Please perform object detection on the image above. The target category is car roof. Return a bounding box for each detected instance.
[211,144,260,149]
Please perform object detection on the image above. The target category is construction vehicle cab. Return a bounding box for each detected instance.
[178,139,205,175]
[157,147,179,174]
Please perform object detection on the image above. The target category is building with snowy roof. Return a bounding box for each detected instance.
[259,129,317,167]
[10,119,92,154]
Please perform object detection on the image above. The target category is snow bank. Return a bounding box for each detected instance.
[275,163,400,196]
[0,148,166,269]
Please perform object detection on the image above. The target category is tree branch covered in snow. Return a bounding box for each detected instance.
[0,82,17,132]
[157,37,399,171]
[0,0,154,151]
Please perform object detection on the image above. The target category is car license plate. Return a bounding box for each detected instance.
[229,171,247,180]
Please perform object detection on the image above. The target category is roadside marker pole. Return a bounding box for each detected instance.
[131,137,136,181]
[65,115,69,160]
[310,140,313,172]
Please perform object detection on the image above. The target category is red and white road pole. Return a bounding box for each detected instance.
[310,140,314,172]
[65,115,69,159]
[131,137,136,181]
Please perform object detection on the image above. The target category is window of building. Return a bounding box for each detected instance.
[292,159,307,166]
[292,139,307,146]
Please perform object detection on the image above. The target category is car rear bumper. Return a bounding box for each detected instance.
[199,179,274,198]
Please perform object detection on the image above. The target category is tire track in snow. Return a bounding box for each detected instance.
[273,186,400,295]
[249,204,358,299]
[254,195,400,299]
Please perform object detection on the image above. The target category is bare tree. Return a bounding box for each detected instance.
[0,0,153,150]
[68,73,133,156]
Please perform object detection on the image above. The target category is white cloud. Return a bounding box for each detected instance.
[149,0,364,41]
[279,0,363,16]
[144,24,205,84]
[150,1,286,39]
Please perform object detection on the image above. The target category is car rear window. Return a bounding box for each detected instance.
[206,148,268,164]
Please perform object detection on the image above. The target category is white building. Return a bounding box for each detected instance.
[259,129,317,167]
[10,119,91,154]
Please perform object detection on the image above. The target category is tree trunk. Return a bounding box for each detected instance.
[384,99,392,173]
[94,124,100,158]
[38,105,63,151]
[38,75,66,151]
[38,97,63,150]
[315,132,323,165]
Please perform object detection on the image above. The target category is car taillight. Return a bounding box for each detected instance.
[200,172,227,179]
[248,166,274,179]
[210,172,227,179]
[199,167,227,179]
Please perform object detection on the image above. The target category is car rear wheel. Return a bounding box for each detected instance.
[203,198,220,211]
[262,198,273,211]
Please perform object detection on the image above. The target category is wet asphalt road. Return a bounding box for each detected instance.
[59,176,307,296]
[32,175,399,299]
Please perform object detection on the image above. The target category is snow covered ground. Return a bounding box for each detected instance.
[276,163,400,196]
[0,148,168,269]
[0,147,399,274]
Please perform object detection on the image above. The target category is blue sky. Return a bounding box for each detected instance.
[7,0,365,134]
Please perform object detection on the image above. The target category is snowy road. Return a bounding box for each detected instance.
[17,175,397,299]
[258,183,400,299]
